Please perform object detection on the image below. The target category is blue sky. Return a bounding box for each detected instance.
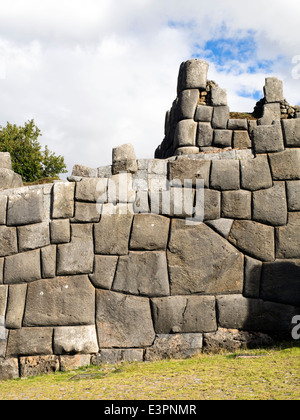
[0,0,299,176]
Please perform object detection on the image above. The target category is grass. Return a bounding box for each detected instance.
[0,344,299,400]
[230,112,257,120]
[23,176,60,186]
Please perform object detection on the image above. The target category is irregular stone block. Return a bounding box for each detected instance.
[264,77,284,103]
[261,259,300,307]
[53,325,99,355]
[50,219,70,244]
[212,106,230,129]
[148,160,168,176]
[174,147,199,156]
[92,349,144,365]
[4,250,41,284]
[258,103,281,125]
[195,105,213,122]
[167,220,244,295]
[145,334,203,361]
[0,358,19,380]
[0,152,12,170]
[98,165,112,178]
[0,226,18,257]
[276,213,300,259]
[20,355,59,378]
[0,169,23,191]
[211,86,227,106]
[227,119,248,130]
[175,119,197,147]
[72,164,97,178]
[7,189,44,226]
[130,214,170,251]
[89,256,118,289]
[253,182,287,226]
[41,245,56,278]
[205,218,233,239]
[252,123,284,153]
[113,251,169,297]
[107,173,135,204]
[228,220,275,262]
[60,354,91,372]
[23,276,95,327]
[286,181,300,211]
[177,59,209,92]
[213,130,232,148]
[96,290,155,348]
[282,118,300,147]
[240,155,273,191]
[244,256,262,299]
[133,190,149,214]
[151,296,217,334]
[269,148,300,180]
[52,182,75,219]
[5,284,27,329]
[72,202,101,223]
[6,327,54,356]
[18,222,50,252]
[210,160,240,190]
[221,190,252,220]
[169,158,211,188]
[57,224,94,275]
[0,195,7,225]
[112,143,138,175]
[233,131,251,148]
[201,189,221,221]
[75,178,108,203]
[178,89,199,120]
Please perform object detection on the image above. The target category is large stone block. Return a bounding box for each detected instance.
[212,106,230,129]
[151,295,217,334]
[113,251,169,297]
[52,182,75,219]
[96,290,155,348]
[0,169,23,191]
[286,181,300,211]
[264,77,284,103]
[227,119,248,130]
[281,118,300,147]
[244,256,262,299]
[72,202,101,223]
[50,219,70,244]
[261,260,300,307]
[213,130,232,148]
[177,59,209,92]
[269,149,300,180]
[41,245,56,278]
[60,354,92,372]
[232,131,251,148]
[252,123,284,153]
[0,226,18,257]
[5,284,27,329]
[258,103,281,126]
[210,160,240,190]
[195,105,213,122]
[89,255,118,289]
[169,158,211,188]
[196,122,213,147]
[107,173,135,204]
[167,220,244,295]
[228,220,275,262]
[23,275,95,327]
[221,190,252,220]
[7,189,44,226]
[4,250,41,284]
[0,358,19,380]
[240,155,273,191]
[130,214,170,251]
[6,327,53,357]
[75,178,108,203]
[175,119,197,147]
[253,182,287,226]
[17,222,50,252]
[145,334,203,361]
[112,143,138,175]
[276,213,300,259]
[178,89,199,120]
[211,86,228,106]
[53,325,99,355]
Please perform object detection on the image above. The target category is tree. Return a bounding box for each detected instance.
[0,120,67,182]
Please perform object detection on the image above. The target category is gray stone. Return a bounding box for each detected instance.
[4,250,41,284]
[113,251,170,297]
[52,182,75,219]
[169,158,211,188]
[75,178,108,203]
[264,77,284,103]
[5,284,27,329]
[97,165,112,178]
[0,195,7,225]
[7,189,44,226]
[18,222,50,252]
[276,213,300,259]
[252,123,284,154]
[212,106,230,129]
[133,190,149,214]
[57,224,94,275]
[206,218,233,239]
[269,149,300,180]
[107,173,135,204]
[112,143,138,175]
[240,155,273,191]
[232,131,251,148]
[174,147,199,156]
[211,86,228,106]
[50,219,70,244]
[60,354,92,372]
[222,190,252,220]
[202,189,221,221]
[244,256,262,298]
[151,295,217,334]
[178,89,199,120]
[258,103,281,125]
[72,202,101,223]
[0,169,23,191]
[145,334,203,361]
[282,118,300,147]
[148,160,168,176]
[0,153,12,170]
[92,349,144,365]
[6,327,53,356]
[130,214,170,251]
[23,276,95,327]
[53,325,98,355]
[286,181,300,211]
[175,119,197,147]
[177,59,209,92]
[96,290,155,348]
[227,119,248,130]
[0,358,19,380]
[20,356,59,378]
[89,256,118,289]
[213,130,232,148]
[210,159,240,190]
[253,182,287,226]
[41,245,56,278]
[195,106,213,122]
[72,164,97,178]
[167,220,244,295]
[228,220,275,262]
[0,226,18,257]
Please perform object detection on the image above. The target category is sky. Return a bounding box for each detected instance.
[0,0,299,177]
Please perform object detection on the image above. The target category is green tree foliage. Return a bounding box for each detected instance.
[0,120,67,182]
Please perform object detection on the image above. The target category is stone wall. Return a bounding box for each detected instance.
[0,59,300,380]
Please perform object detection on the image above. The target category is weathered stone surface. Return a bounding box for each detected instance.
[175,119,197,147]
[151,296,217,334]
[202,189,221,221]
[213,130,232,148]
[167,220,244,295]
[233,131,251,148]
[282,118,300,147]
[4,250,41,284]
[210,160,240,190]
[72,164,97,178]
[169,158,211,188]
[244,256,262,299]
[94,213,133,255]
[6,328,53,356]
[0,285,8,354]
[130,214,170,251]
[286,181,300,211]
[60,354,91,372]
[57,224,94,275]
[253,182,287,226]
[261,259,300,307]
[112,143,138,175]
[217,294,298,332]
[53,325,98,355]
[264,77,284,103]
[211,86,227,106]
[178,89,199,120]
[5,284,27,329]
[0,195,7,225]
[0,153,12,170]
[206,219,233,239]
[7,189,44,226]
[113,251,169,297]
[240,155,273,191]
[134,190,149,214]
[89,256,118,289]
[175,147,199,156]
[228,220,275,262]
[252,123,284,153]
[92,349,144,365]
[145,334,203,361]
[0,358,19,380]
[269,148,300,180]
[0,169,23,191]
[195,106,213,122]
[258,103,281,125]
[156,187,195,219]
[41,245,56,278]
[18,222,50,252]
[212,106,230,129]
[222,190,252,220]
[276,213,300,259]
[52,182,75,219]
[50,219,70,244]
[227,119,248,130]
[23,276,95,327]
[72,202,101,223]
[19,355,59,378]
[96,290,155,348]
[98,165,112,178]
[177,59,209,91]
[75,178,107,203]
[108,173,135,204]
[0,226,18,257]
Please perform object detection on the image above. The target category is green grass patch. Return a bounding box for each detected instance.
[230,112,257,120]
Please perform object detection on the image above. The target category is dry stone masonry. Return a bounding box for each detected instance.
[0,59,299,380]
